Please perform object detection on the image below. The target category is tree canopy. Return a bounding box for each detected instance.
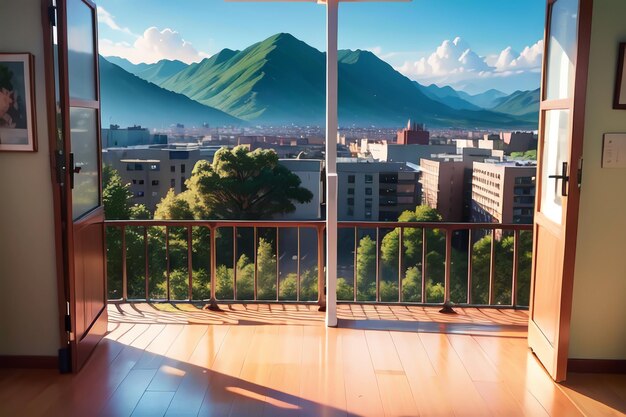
[155,146,313,220]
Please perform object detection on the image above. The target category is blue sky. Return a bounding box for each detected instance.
[97,0,546,93]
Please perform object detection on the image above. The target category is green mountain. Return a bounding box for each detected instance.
[491,88,540,117]
[160,34,325,123]
[457,89,508,109]
[134,59,188,84]
[413,82,481,111]
[156,33,533,128]
[99,56,242,128]
[103,56,150,75]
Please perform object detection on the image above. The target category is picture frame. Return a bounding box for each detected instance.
[0,53,37,151]
[614,43,626,109]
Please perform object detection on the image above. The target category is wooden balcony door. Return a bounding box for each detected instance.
[49,0,107,372]
[528,0,592,382]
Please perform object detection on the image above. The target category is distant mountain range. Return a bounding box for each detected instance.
[101,33,540,129]
[98,56,241,128]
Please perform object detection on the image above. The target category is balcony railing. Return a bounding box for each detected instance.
[105,220,532,309]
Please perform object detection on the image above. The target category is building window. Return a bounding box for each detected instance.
[347,197,354,206]
[181,164,186,174]
[365,174,373,184]
[365,187,372,195]
[136,191,144,197]
[365,210,372,219]
[347,207,354,216]
[138,180,144,185]
[170,165,175,173]
[170,178,175,188]
[132,179,137,184]
[347,188,354,195]
[151,191,158,197]
[365,198,372,208]
[152,180,159,186]
[150,164,159,171]
[348,175,355,184]
[181,176,187,191]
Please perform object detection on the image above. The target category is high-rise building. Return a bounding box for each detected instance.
[471,162,536,224]
[396,119,430,145]
[337,160,421,221]
[419,158,468,222]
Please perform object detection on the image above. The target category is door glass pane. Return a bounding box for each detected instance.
[540,109,569,224]
[71,107,99,219]
[545,0,579,100]
[67,0,96,100]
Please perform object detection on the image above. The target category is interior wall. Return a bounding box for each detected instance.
[570,0,626,360]
[0,0,60,356]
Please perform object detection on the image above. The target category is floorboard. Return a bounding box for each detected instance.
[0,303,622,417]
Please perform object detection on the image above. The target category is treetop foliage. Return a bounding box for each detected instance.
[155,146,313,220]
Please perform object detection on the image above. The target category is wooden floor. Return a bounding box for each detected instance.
[0,304,623,417]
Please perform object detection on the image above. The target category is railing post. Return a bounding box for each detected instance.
[276,227,280,302]
[512,229,519,308]
[253,227,258,301]
[297,227,301,302]
[489,228,496,305]
[207,224,219,311]
[233,226,237,301]
[166,226,170,301]
[467,228,473,304]
[398,227,403,302]
[317,224,326,311]
[353,226,357,302]
[121,225,127,301]
[144,226,149,302]
[375,227,380,302]
[440,228,456,314]
[187,225,193,301]
[421,227,427,303]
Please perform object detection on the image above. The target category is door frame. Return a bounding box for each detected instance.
[41,0,107,373]
[528,0,593,382]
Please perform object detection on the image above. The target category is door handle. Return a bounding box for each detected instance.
[548,161,569,197]
[69,153,81,189]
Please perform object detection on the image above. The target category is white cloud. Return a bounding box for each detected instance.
[508,40,544,70]
[97,6,137,37]
[395,37,543,91]
[398,37,490,79]
[99,27,209,64]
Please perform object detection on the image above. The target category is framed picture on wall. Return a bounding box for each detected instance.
[614,43,626,109]
[0,53,37,151]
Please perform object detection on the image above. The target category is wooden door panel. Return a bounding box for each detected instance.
[531,225,563,346]
[529,0,592,382]
[72,207,107,370]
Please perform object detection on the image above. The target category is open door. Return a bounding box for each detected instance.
[528,0,592,382]
[46,0,107,372]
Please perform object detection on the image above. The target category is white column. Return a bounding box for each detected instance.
[325,0,338,327]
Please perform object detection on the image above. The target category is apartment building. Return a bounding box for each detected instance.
[419,158,468,222]
[275,159,324,220]
[103,146,205,211]
[471,161,537,224]
[337,160,420,221]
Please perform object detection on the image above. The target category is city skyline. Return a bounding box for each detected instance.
[97,0,545,94]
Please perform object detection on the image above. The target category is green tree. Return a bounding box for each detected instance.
[379,205,445,302]
[356,235,376,301]
[154,189,194,220]
[103,164,132,220]
[186,146,313,219]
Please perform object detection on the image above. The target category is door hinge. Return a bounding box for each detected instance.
[577,158,584,188]
[48,5,57,27]
[55,150,66,185]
